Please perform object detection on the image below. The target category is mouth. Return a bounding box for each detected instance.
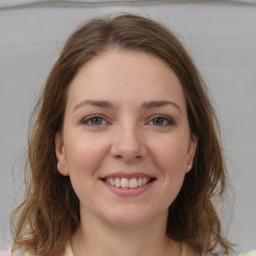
[101,177,156,189]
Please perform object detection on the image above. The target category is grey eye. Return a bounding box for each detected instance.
[149,116,174,127]
[152,117,165,126]
[89,117,103,125]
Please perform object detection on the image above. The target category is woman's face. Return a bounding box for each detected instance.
[55,49,197,228]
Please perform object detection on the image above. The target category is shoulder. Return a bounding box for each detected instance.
[0,248,33,256]
[238,250,256,256]
[0,249,12,256]
[181,243,256,256]
[181,243,199,256]
[0,241,72,256]
[0,249,25,256]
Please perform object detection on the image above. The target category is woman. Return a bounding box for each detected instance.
[2,14,241,256]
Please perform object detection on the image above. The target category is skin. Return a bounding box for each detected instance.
[55,49,197,256]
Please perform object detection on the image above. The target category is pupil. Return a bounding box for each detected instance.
[92,118,102,125]
[153,117,163,125]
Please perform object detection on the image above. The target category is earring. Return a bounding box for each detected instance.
[188,164,191,169]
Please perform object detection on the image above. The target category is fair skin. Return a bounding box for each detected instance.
[55,49,197,256]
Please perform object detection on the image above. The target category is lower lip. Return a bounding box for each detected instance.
[101,180,155,197]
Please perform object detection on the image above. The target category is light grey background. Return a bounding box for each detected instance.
[1,0,256,252]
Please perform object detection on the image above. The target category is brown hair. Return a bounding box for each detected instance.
[11,14,233,255]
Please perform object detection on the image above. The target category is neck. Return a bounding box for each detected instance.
[71,209,181,256]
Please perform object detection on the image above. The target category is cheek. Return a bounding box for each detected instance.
[64,135,110,204]
[64,134,109,175]
[151,136,189,173]
[150,135,188,204]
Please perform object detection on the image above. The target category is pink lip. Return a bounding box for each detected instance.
[100,172,155,179]
[101,179,155,197]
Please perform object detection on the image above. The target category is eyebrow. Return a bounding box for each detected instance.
[73,99,181,113]
[141,100,181,112]
[73,100,114,112]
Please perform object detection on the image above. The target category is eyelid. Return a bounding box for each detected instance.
[80,114,111,126]
[78,114,175,127]
[146,114,175,126]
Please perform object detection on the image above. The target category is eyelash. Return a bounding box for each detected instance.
[147,115,175,127]
[80,115,109,126]
[80,114,175,127]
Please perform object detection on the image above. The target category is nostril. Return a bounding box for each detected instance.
[113,154,143,162]
[110,138,147,161]
[114,154,123,159]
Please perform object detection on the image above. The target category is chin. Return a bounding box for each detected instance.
[103,205,165,229]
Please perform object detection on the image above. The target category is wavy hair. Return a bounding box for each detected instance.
[11,14,233,256]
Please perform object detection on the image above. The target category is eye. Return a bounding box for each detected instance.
[81,115,108,126]
[149,116,174,127]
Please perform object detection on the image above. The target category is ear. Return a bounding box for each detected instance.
[55,133,69,176]
[186,134,197,173]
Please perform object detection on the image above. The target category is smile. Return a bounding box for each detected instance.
[103,177,153,189]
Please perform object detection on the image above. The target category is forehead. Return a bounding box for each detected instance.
[66,49,186,109]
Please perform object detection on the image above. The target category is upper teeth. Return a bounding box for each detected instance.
[105,177,151,189]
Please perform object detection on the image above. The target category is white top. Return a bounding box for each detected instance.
[1,242,255,256]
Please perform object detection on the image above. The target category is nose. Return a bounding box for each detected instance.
[110,124,146,162]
